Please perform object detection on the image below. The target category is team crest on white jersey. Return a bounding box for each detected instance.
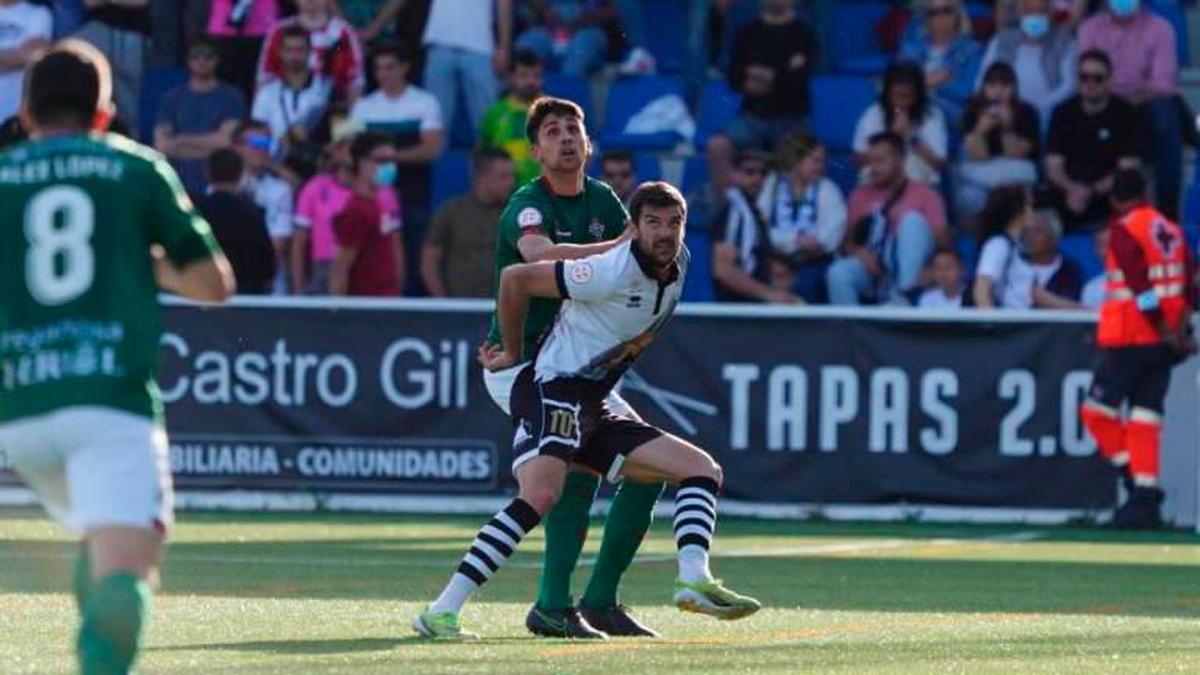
[570,262,594,284]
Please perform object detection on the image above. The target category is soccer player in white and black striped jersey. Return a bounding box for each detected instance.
[412,182,760,640]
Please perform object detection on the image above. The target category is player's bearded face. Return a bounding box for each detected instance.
[635,204,685,268]
[535,115,588,173]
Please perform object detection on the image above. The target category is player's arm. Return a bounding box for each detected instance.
[517,229,631,263]
[492,261,567,366]
[146,155,235,302]
[152,245,235,302]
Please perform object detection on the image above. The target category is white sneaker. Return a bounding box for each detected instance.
[618,47,657,75]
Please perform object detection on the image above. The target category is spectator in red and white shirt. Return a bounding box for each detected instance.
[257,0,364,107]
[331,132,405,296]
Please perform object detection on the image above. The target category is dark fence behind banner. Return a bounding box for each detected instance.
[0,301,1115,510]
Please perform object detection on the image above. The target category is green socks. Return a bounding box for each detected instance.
[536,471,600,611]
[581,480,664,609]
[77,572,150,675]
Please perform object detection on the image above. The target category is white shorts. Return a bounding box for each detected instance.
[483,363,638,418]
[0,406,173,536]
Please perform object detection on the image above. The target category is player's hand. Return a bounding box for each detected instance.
[478,343,517,372]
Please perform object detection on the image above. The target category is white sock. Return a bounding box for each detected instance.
[678,544,713,583]
[431,573,478,614]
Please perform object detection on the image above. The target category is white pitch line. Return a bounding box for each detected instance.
[0,532,1043,570]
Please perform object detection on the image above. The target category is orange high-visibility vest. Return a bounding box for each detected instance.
[1098,206,1189,347]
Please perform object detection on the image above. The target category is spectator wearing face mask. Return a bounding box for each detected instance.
[979,0,1077,132]
[332,132,405,296]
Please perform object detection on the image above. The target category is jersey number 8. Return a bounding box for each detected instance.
[25,185,95,306]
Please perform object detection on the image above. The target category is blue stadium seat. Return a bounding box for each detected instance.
[431,149,470,213]
[682,229,715,302]
[829,1,891,75]
[597,76,688,151]
[695,80,742,150]
[1059,232,1103,281]
[1151,0,1190,67]
[644,0,687,74]
[138,66,187,144]
[810,75,878,153]
[543,74,594,123]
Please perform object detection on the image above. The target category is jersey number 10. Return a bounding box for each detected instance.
[24,185,95,306]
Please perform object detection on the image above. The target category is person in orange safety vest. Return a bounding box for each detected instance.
[1080,168,1197,529]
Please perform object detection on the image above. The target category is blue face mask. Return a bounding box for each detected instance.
[373,162,397,187]
[1110,0,1139,17]
[1020,13,1050,39]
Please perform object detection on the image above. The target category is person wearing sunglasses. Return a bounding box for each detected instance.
[979,0,1077,133]
[153,37,247,200]
[1079,0,1184,219]
[1045,49,1144,233]
[898,0,983,124]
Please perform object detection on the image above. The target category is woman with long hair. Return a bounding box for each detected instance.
[956,61,1041,223]
[853,61,949,185]
[972,183,1032,308]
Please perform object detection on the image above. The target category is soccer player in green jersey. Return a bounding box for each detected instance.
[0,41,234,675]
[465,96,667,639]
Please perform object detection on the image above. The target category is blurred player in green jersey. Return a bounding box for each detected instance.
[0,40,233,674]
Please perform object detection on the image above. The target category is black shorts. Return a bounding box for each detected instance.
[1088,345,1176,414]
[509,366,664,481]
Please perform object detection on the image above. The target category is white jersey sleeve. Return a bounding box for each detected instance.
[556,252,622,302]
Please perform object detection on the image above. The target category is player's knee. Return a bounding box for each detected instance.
[519,485,563,516]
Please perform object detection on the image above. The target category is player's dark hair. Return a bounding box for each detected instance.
[512,48,543,71]
[1079,48,1113,75]
[25,41,106,128]
[207,147,245,184]
[1112,168,1148,204]
[350,131,392,171]
[867,131,906,157]
[600,150,633,169]
[525,96,585,145]
[471,147,511,176]
[278,24,311,47]
[630,181,687,224]
[978,183,1030,247]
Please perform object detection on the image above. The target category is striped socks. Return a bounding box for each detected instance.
[431,498,541,614]
[674,477,719,583]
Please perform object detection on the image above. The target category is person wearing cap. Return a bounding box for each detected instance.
[154,36,247,199]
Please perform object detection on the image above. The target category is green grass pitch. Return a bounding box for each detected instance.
[2,507,1200,673]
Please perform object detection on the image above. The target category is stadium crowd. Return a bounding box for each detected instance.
[1,0,1194,309]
